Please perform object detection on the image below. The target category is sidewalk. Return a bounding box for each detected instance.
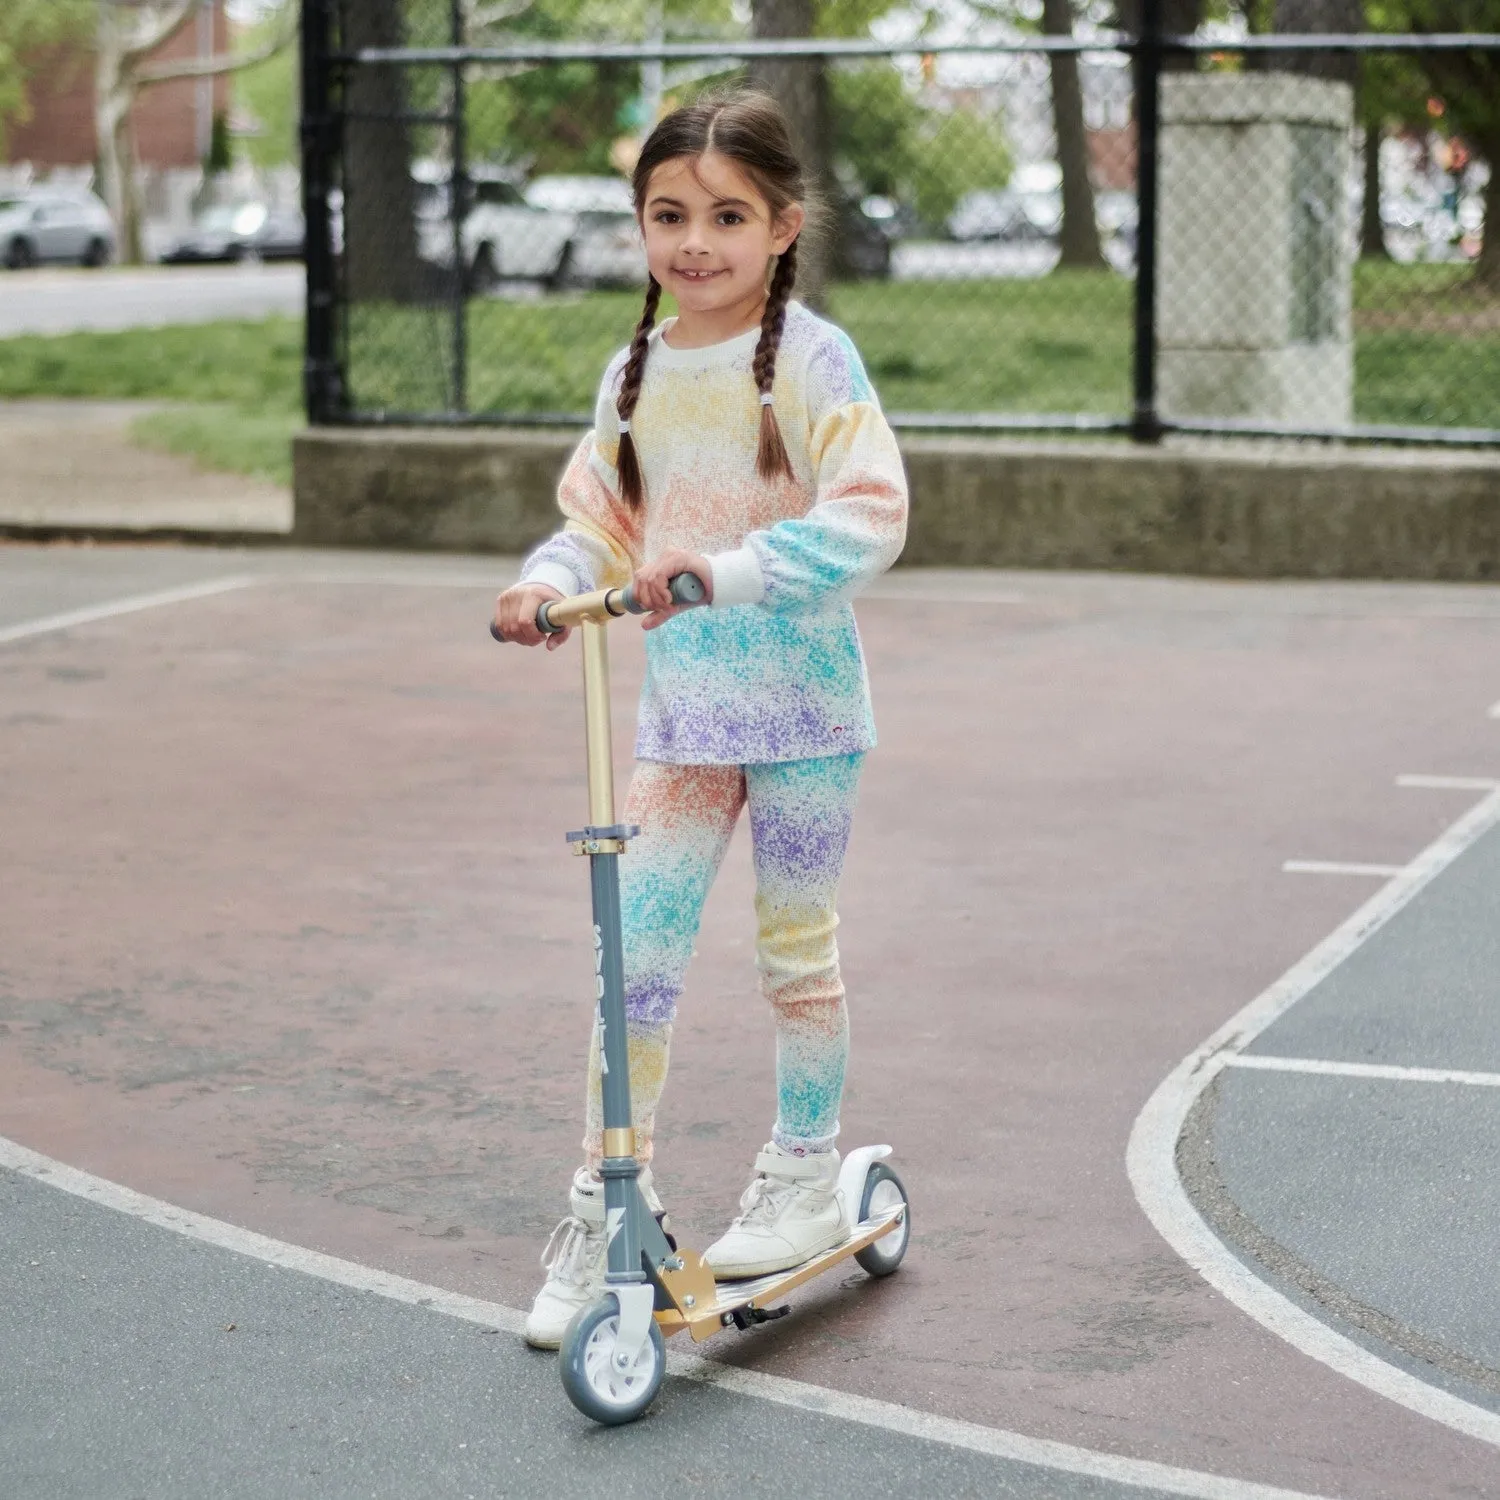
[0,400,291,537]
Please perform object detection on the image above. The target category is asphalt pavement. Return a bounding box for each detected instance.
[2,544,1499,1499]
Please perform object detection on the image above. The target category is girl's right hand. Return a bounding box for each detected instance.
[493,583,569,649]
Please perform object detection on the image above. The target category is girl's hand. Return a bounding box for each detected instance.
[632,550,714,631]
[493,582,569,649]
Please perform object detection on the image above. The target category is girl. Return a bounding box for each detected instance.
[492,90,908,1350]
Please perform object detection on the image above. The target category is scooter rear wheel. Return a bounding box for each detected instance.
[559,1294,666,1425]
[853,1162,910,1277]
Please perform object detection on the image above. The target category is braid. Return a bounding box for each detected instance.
[752,241,797,485]
[615,275,662,509]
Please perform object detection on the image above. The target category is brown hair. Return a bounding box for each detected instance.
[614,90,812,509]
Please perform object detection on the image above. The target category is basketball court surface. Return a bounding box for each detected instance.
[2,542,1497,1498]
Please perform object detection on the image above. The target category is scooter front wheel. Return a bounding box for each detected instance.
[559,1294,666,1425]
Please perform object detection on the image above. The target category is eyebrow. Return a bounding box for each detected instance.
[647,194,757,213]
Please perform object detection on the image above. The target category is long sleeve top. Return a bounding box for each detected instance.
[521,300,909,765]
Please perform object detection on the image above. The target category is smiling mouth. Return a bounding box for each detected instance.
[672,267,724,281]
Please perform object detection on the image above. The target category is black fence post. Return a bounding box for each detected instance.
[449,0,468,415]
[301,0,343,423]
[1131,0,1163,445]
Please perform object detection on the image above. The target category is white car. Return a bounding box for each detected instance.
[0,188,115,269]
[416,169,645,290]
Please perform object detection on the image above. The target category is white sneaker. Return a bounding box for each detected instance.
[702,1143,845,1280]
[522,1165,663,1350]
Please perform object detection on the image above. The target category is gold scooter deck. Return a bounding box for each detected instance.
[654,1202,907,1342]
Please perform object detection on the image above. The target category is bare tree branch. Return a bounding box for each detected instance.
[114,0,200,68]
[135,1,296,84]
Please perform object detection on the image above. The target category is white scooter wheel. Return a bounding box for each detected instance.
[853,1162,910,1277]
[559,1294,666,1425]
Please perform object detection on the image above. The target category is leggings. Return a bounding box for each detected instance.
[584,753,864,1166]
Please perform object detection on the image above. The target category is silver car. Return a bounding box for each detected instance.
[0,188,115,269]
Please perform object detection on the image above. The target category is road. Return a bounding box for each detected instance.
[0,264,304,337]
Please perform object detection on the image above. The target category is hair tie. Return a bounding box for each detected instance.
[618,418,631,434]
[759,392,774,407]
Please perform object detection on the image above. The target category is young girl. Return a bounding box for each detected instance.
[492,90,908,1350]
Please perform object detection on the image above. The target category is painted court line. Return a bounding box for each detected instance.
[1396,773,1500,792]
[1227,1055,1500,1089]
[1128,784,1500,1450]
[0,575,257,646]
[0,1138,1327,1500]
[1488,701,1500,721]
[1281,860,1406,878]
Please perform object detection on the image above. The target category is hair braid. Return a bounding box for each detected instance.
[752,240,797,485]
[615,274,662,509]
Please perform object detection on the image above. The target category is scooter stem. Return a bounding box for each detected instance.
[580,621,616,828]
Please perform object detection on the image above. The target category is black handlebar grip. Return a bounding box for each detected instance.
[621,571,707,615]
[489,598,564,642]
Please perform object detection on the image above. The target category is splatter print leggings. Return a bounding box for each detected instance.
[583,753,864,1166]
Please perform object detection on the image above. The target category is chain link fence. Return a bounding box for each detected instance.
[301,0,1500,447]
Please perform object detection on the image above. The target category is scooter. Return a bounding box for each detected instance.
[492,572,909,1425]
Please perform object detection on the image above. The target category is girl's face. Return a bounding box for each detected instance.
[640,151,803,321]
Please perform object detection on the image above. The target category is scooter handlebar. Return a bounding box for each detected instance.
[489,570,706,643]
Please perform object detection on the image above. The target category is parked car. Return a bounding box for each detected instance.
[521,174,644,289]
[416,168,645,291]
[160,202,304,263]
[947,187,1059,243]
[0,188,115,269]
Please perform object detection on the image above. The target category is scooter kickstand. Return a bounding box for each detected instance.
[728,1304,791,1331]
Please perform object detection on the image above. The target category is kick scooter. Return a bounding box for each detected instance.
[491,572,909,1425]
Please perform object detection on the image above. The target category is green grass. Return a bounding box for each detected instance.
[129,404,300,487]
[0,264,1495,488]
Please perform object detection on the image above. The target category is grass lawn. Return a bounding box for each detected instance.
[0,263,1494,485]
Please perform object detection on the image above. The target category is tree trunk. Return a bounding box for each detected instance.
[342,0,426,303]
[1250,0,1362,85]
[748,0,832,309]
[95,33,146,265]
[1042,0,1106,270]
[1114,0,1204,73]
[1477,140,1500,293]
[1359,121,1388,261]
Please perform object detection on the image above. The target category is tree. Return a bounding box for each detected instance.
[1042,0,1107,268]
[1247,0,1363,84]
[95,0,297,264]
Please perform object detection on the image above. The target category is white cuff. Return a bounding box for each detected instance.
[705,546,765,608]
[521,561,583,597]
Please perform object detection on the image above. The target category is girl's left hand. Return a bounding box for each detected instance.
[632,549,714,630]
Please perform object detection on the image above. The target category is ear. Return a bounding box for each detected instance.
[769,202,805,256]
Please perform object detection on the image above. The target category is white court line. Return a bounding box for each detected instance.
[1489,702,1500,721]
[0,1136,1328,1500]
[1227,1055,1500,1089]
[1128,783,1500,1449]
[1281,861,1407,878]
[1396,773,1500,792]
[0,575,257,646]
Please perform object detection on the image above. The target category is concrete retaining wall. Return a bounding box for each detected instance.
[292,425,1500,581]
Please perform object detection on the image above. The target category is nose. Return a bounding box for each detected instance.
[679,221,710,255]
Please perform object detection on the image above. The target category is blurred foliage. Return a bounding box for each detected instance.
[235,13,299,168]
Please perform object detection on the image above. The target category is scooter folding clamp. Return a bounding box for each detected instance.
[565,823,641,856]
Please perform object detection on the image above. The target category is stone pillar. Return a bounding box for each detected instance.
[1158,74,1354,429]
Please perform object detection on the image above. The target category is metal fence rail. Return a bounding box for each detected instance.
[301,0,1500,447]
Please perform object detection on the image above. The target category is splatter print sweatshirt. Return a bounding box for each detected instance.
[521,300,909,765]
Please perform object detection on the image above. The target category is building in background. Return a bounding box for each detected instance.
[5,2,230,173]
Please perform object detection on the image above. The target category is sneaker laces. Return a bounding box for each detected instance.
[538,1214,601,1288]
[731,1172,798,1227]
